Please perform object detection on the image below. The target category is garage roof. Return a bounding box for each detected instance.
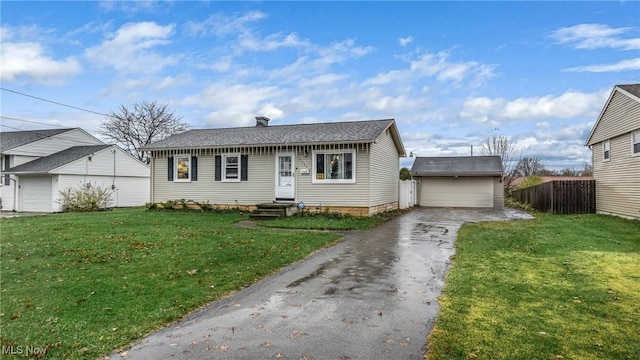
[6,145,111,174]
[411,156,503,177]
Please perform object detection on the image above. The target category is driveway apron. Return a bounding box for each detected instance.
[110,208,532,360]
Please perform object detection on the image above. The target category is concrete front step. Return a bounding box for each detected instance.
[250,202,296,220]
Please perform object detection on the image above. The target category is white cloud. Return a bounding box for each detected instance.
[566,57,640,72]
[0,41,81,85]
[99,1,167,15]
[238,32,309,52]
[460,89,609,123]
[398,36,413,47]
[364,51,495,87]
[180,82,283,126]
[184,11,267,37]
[85,21,177,74]
[550,23,640,50]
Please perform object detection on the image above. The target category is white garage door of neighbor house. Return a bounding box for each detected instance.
[420,177,494,208]
[19,176,53,212]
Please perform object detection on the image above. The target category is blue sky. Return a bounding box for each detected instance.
[2,1,639,170]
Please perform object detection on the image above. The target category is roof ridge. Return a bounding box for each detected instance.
[187,118,395,132]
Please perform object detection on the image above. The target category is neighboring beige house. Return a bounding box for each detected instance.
[410,156,504,209]
[585,84,640,220]
[142,117,406,216]
[1,128,150,212]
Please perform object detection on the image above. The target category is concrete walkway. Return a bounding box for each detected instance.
[108,208,533,360]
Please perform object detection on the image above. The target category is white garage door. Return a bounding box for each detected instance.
[420,177,494,208]
[19,176,53,212]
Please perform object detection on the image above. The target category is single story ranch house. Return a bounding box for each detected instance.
[143,117,406,216]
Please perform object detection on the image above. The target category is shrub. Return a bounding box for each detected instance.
[518,175,544,189]
[58,183,113,212]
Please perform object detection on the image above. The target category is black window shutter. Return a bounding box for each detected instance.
[191,156,198,181]
[3,156,9,185]
[215,155,221,181]
[316,154,324,176]
[344,153,353,179]
[241,155,248,181]
[168,157,174,181]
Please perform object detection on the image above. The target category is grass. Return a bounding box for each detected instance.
[426,213,640,360]
[0,208,342,359]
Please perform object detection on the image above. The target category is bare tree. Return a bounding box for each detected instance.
[479,133,517,190]
[100,101,189,164]
[581,162,593,177]
[516,156,546,176]
[559,167,580,176]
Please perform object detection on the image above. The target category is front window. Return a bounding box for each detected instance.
[603,140,610,161]
[175,156,190,181]
[313,151,355,183]
[223,154,240,182]
[632,130,640,156]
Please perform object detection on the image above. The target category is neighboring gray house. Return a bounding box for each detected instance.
[1,128,150,212]
[585,83,640,220]
[142,117,406,216]
[410,156,504,209]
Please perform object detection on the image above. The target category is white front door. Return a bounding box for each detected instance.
[275,152,295,200]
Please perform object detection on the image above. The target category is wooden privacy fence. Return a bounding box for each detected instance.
[511,180,596,214]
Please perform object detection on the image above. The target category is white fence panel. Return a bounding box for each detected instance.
[399,180,416,209]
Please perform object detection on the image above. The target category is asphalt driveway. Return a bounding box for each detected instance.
[109,208,533,360]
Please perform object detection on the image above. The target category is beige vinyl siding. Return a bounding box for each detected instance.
[592,136,640,219]
[493,177,504,209]
[588,91,640,145]
[295,148,370,208]
[369,129,400,207]
[152,154,274,205]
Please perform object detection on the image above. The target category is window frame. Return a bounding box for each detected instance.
[174,155,191,182]
[602,139,611,162]
[312,150,356,184]
[222,153,241,182]
[632,130,640,157]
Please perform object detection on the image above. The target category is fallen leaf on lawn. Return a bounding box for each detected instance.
[555,355,564,359]
[263,342,271,348]
[538,331,547,335]
[212,345,229,352]
[187,269,198,276]
[78,348,88,354]
[467,353,477,359]
[290,329,308,339]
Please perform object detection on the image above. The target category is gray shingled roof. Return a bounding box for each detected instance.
[411,156,503,176]
[618,84,640,99]
[1,128,74,152]
[143,119,398,150]
[6,145,111,173]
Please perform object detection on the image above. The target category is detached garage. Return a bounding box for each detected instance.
[411,156,504,209]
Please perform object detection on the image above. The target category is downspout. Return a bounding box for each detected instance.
[112,147,118,207]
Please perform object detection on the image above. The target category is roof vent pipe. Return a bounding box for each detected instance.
[255,116,270,127]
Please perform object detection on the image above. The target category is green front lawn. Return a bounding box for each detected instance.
[0,208,342,359]
[427,214,640,360]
